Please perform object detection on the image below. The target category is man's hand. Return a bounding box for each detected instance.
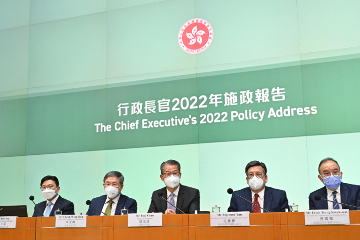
[164,209,176,214]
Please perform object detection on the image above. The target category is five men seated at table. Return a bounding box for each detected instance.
[32,158,359,217]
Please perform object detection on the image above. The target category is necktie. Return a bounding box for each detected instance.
[169,193,176,211]
[253,194,261,213]
[333,191,340,209]
[44,202,53,217]
[105,200,113,216]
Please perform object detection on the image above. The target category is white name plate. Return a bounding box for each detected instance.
[128,213,162,227]
[0,216,17,228]
[210,212,250,227]
[305,209,350,225]
[55,215,86,228]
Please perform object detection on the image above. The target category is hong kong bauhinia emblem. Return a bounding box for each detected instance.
[178,18,213,54]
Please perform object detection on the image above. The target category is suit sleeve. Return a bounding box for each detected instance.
[309,193,315,210]
[279,191,289,212]
[188,189,200,214]
[227,195,237,212]
[147,193,157,213]
[355,185,360,208]
[86,205,92,216]
[62,201,75,215]
[128,199,137,213]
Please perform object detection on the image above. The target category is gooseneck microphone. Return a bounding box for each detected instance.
[29,195,44,217]
[86,200,108,216]
[227,188,270,213]
[158,193,185,214]
[313,194,360,209]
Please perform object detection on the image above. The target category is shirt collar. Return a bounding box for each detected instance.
[167,185,180,198]
[47,194,60,205]
[106,193,121,204]
[251,187,265,200]
[327,185,341,198]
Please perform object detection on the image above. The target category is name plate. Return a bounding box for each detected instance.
[128,213,162,227]
[0,216,17,228]
[305,209,350,225]
[210,212,250,227]
[55,215,87,228]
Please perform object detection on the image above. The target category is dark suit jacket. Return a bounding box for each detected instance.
[147,184,200,214]
[32,195,74,217]
[309,182,360,210]
[86,194,137,216]
[228,186,289,212]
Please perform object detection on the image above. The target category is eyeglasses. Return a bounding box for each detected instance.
[321,172,341,178]
[247,172,264,178]
[40,185,56,190]
[162,171,180,177]
[103,183,121,188]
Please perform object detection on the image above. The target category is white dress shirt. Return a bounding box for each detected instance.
[43,194,60,215]
[166,185,180,209]
[101,194,121,216]
[251,188,265,213]
[326,185,342,209]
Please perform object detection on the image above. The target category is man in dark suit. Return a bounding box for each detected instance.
[86,171,137,216]
[309,157,360,210]
[148,159,200,214]
[32,175,74,217]
[228,161,289,213]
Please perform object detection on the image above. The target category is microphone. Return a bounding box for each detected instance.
[227,188,270,213]
[158,193,185,214]
[29,195,44,217]
[86,200,108,216]
[313,194,360,209]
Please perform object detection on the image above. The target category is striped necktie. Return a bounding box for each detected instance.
[105,200,113,216]
[332,191,340,209]
[253,194,261,213]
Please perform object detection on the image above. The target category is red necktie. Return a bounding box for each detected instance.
[253,193,261,213]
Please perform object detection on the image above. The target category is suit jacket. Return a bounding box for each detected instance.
[32,195,74,217]
[228,186,289,212]
[309,182,360,210]
[147,184,200,214]
[86,194,137,216]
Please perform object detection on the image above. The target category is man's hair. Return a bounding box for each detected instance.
[160,159,181,174]
[318,157,340,174]
[103,171,124,185]
[40,175,59,187]
[245,161,267,176]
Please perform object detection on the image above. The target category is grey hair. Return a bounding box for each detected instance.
[103,171,124,185]
[160,159,181,174]
[318,157,340,174]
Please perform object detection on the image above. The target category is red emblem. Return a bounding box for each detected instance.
[178,18,213,54]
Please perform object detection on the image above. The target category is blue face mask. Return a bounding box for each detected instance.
[323,175,341,189]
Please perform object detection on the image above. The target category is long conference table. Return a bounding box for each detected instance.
[1,212,360,240]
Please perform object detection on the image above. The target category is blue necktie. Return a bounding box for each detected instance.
[169,193,176,211]
[44,202,53,217]
[333,191,340,209]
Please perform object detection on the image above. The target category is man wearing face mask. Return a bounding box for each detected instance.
[147,159,200,214]
[228,161,289,213]
[309,157,360,210]
[86,171,137,216]
[32,175,75,217]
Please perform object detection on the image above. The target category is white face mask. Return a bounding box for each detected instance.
[164,175,180,188]
[248,176,264,190]
[42,188,57,200]
[105,186,120,199]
